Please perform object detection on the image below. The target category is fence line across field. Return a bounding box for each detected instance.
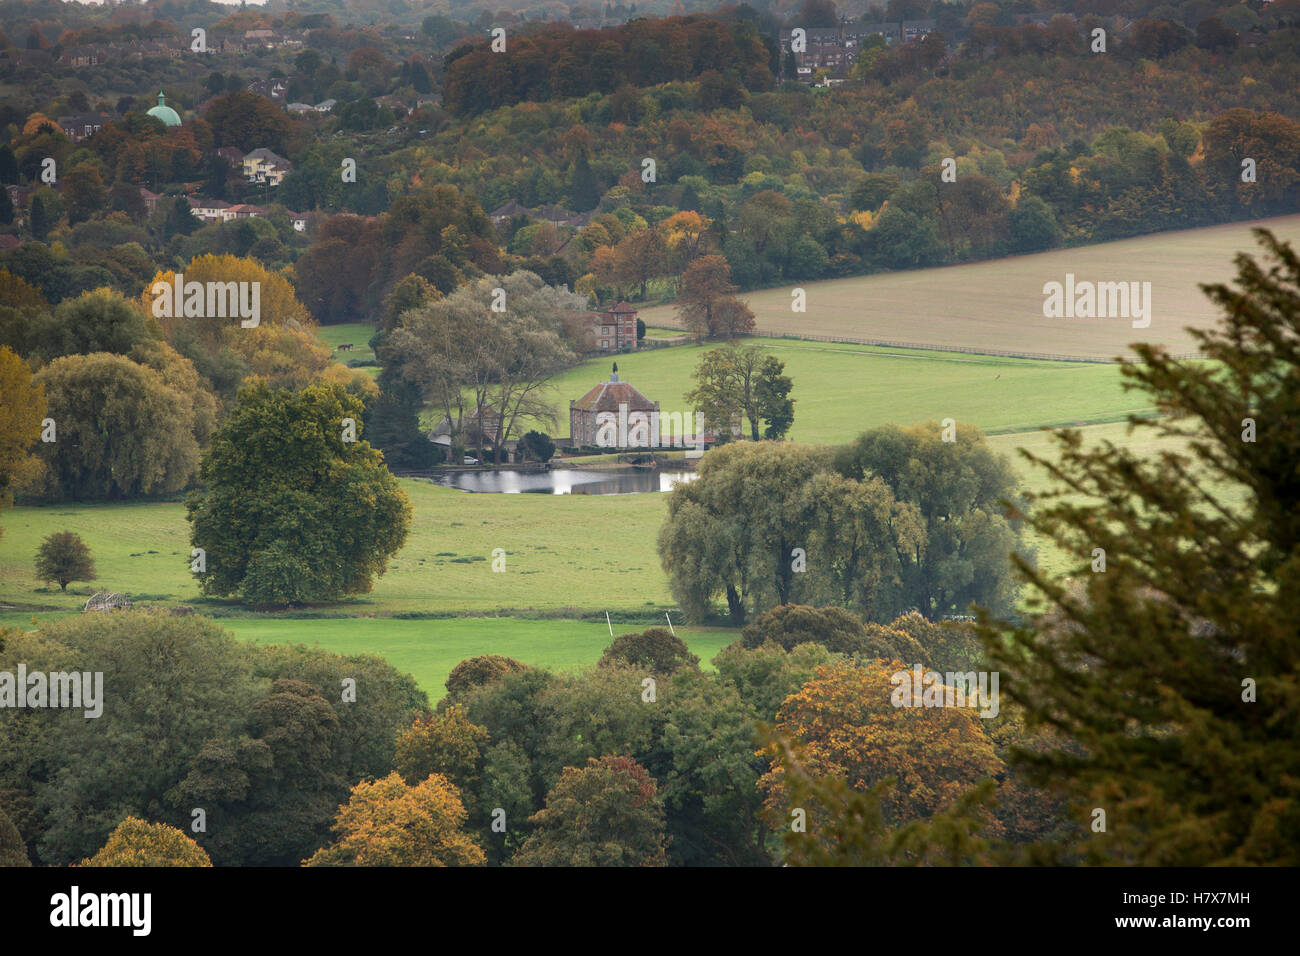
[658,326,1200,364]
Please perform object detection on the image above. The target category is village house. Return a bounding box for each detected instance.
[189,197,235,223]
[5,185,34,211]
[57,112,108,142]
[57,46,101,67]
[138,187,163,215]
[589,301,639,353]
[430,404,506,457]
[488,198,591,228]
[780,19,937,81]
[246,78,288,101]
[242,148,293,186]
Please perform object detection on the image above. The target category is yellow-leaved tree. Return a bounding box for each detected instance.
[0,345,47,515]
[759,660,1004,841]
[141,254,372,401]
[79,817,212,867]
[303,772,485,867]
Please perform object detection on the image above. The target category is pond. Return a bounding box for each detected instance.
[431,468,697,495]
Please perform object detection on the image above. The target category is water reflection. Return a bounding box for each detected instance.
[432,468,697,495]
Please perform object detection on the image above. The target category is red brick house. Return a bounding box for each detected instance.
[590,301,638,352]
[569,366,659,446]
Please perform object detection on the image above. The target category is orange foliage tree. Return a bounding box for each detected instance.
[759,660,1003,835]
[303,772,485,867]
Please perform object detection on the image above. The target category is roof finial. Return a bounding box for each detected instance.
[158,91,166,105]
[611,361,619,383]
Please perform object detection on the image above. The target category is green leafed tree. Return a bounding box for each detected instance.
[34,531,95,591]
[977,229,1300,865]
[187,382,412,605]
[35,352,203,500]
[833,421,1024,620]
[511,755,668,867]
[599,627,700,676]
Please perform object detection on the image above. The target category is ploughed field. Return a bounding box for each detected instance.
[637,215,1300,361]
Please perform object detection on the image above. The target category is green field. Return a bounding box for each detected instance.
[638,215,1300,361]
[537,337,1160,445]
[1,420,1223,618]
[0,479,672,615]
[0,610,734,701]
[316,321,378,374]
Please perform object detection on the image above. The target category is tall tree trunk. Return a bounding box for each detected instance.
[726,583,745,627]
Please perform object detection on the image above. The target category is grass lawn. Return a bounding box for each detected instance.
[637,215,1300,361]
[0,479,674,615]
[534,337,1161,445]
[985,420,1249,580]
[1,420,1238,618]
[229,617,734,700]
[0,610,735,702]
[316,321,379,376]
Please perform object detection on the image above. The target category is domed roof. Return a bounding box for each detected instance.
[146,92,181,127]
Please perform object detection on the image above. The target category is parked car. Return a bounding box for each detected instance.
[463,456,479,465]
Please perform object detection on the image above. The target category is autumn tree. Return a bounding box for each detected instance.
[34,531,95,591]
[80,817,212,867]
[394,707,490,798]
[976,229,1300,865]
[661,210,713,270]
[1203,110,1300,213]
[614,228,668,300]
[0,345,45,512]
[511,755,667,866]
[304,772,484,867]
[677,255,753,339]
[763,733,995,866]
[759,660,1003,834]
[187,382,411,605]
[144,254,344,402]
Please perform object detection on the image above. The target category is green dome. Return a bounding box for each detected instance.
[146,92,181,127]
